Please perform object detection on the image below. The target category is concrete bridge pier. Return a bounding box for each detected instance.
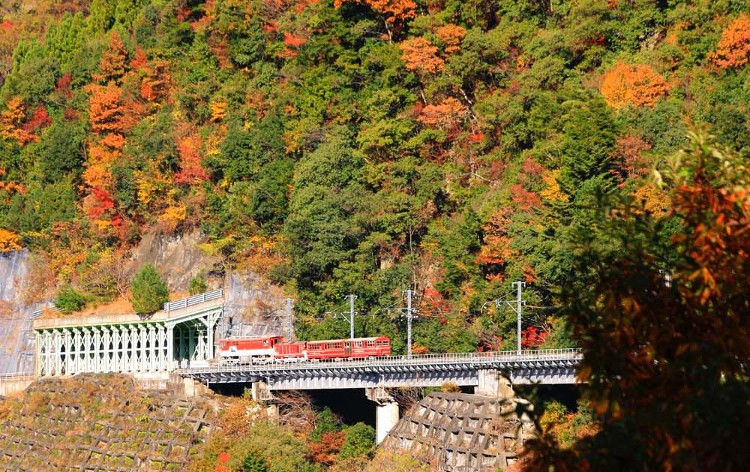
[475,369,514,398]
[251,381,279,420]
[366,387,400,444]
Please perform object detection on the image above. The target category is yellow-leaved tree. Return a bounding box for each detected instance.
[0,228,21,252]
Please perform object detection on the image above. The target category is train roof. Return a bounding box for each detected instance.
[219,335,284,340]
[306,336,389,342]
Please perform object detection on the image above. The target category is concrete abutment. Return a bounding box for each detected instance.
[475,368,515,398]
[366,386,401,444]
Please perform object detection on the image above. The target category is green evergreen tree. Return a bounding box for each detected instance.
[130,264,169,314]
[241,450,268,472]
[55,285,86,313]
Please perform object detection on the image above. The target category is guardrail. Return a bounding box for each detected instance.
[180,348,582,375]
[0,372,35,382]
[31,302,60,319]
[163,289,223,312]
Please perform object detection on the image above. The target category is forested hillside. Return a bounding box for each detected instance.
[1,0,749,354]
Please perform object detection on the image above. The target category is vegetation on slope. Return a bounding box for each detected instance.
[1,1,749,469]
[4,0,747,352]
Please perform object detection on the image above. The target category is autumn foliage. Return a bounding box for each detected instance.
[600,62,669,109]
[708,15,750,68]
[435,24,466,54]
[476,208,515,282]
[308,431,346,465]
[417,97,465,129]
[333,0,416,24]
[175,135,209,185]
[94,32,128,84]
[0,228,22,253]
[400,37,444,74]
[0,97,38,145]
[526,133,750,470]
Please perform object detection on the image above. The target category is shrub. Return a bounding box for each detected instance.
[130,264,169,314]
[188,272,207,295]
[310,408,342,442]
[339,423,375,460]
[55,285,87,313]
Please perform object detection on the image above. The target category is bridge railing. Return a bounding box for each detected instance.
[180,348,582,374]
[163,289,224,312]
[0,372,35,382]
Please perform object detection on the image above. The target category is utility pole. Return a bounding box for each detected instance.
[348,294,357,339]
[513,281,525,355]
[406,289,413,358]
[286,298,293,340]
[495,281,526,355]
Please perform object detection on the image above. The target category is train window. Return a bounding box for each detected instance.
[263,340,268,346]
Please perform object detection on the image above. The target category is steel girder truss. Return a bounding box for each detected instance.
[180,349,582,388]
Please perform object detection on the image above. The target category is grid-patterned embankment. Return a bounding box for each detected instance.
[380,392,534,471]
[0,374,217,471]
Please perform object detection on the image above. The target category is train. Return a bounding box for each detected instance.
[217,335,391,364]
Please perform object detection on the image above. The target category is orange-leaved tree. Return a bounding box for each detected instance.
[525,130,750,470]
[475,208,515,282]
[84,82,127,192]
[333,0,416,25]
[175,133,209,185]
[600,62,669,109]
[400,37,444,75]
[0,97,38,145]
[94,31,129,84]
[435,24,466,55]
[417,97,465,130]
[708,15,750,69]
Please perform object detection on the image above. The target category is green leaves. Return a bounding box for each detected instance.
[130,263,169,314]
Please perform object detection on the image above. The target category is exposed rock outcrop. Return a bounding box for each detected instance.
[128,229,222,293]
[0,250,37,374]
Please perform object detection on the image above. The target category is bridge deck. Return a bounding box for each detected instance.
[179,348,582,388]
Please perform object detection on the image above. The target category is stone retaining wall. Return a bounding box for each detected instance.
[380,392,535,471]
[0,374,218,471]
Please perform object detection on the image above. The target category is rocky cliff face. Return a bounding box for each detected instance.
[128,230,221,294]
[220,272,290,339]
[0,250,27,305]
[0,250,37,374]
[129,229,292,338]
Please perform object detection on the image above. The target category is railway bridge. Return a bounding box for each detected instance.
[180,349,581,443]
[24,289,582,443]
[32,290,224,377]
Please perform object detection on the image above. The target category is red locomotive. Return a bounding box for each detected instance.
[217,335,391,364]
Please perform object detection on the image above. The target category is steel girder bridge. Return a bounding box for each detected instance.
[179,348,582,390]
